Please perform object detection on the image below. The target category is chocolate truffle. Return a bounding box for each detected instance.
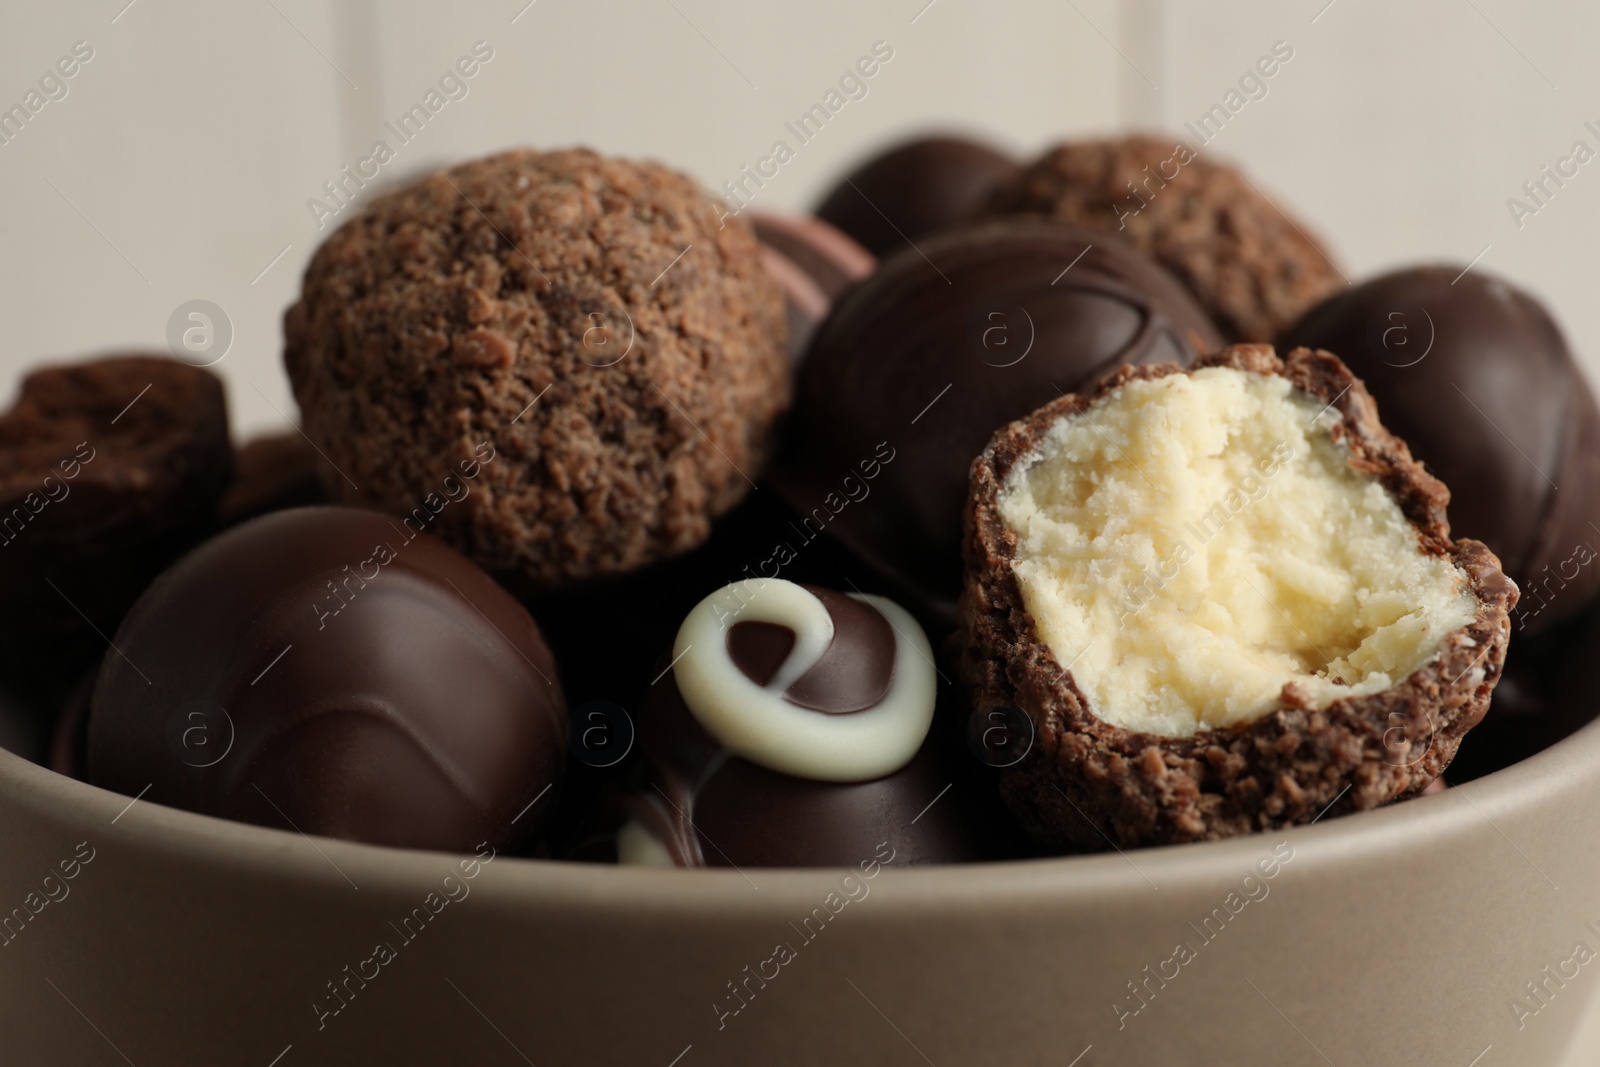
[1282,265,1600,634]
[219,432,326,525]
[770,218,1223,622]
[816,134,1019,258]
[620,579,1008,866]
[88,507,567,852]
[0,356,231,699]
[987,134,1343,341]
[284,148,790,592]
[959,345,1515,849]
[752,212,875,358]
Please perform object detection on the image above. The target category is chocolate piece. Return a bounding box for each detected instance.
[219,432,325,525]
[958,345,1516,849]
[815,134,1018,258]
[87,506,567,852]
[284,148,790,592]
[987,134,1343,341]
[752,213,875,358]
[620,580,1010,866]
[0,356,231,701]
[1282,265,1600,634]
[770,218,1223,622]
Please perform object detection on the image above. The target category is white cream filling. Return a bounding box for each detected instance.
[999,366,1477,738]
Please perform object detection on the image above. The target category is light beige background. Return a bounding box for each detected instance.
[3,0,1599,437]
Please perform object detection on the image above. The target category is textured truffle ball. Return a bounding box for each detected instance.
[88,507,568,852]
[815,134,1019,258]
[987,134,1342,342]
[1282,265,1600,635]
[285,148,790,590]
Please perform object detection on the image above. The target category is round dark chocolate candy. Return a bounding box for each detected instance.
[1282,266,1600,633]
[815,134,1019,258]
[752,213,875,359]
[87,506,567,852]
[769,218,1224,621]
[621,580,1014,867]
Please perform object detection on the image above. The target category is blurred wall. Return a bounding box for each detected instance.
[1,0,1596,436]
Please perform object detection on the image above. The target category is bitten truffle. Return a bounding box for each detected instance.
[958,345,1516,849]
[0,356,231,696]
[1282,265,1600,635]
[987,135,1342,342]
[770,218,1222,623]
[88,507,568,852]
[285,148,790,590]
[620,579,1011,866]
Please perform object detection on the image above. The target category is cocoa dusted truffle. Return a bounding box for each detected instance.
[284,148,790,591]
[987,134,1343,341]
[770,218,1222,622]
[958,345,1515,849]
[88,507,567,852]
[0,356,231,696]
[815,134,1018,258]
[619,579,1009,866]
[1282,265,1600,635]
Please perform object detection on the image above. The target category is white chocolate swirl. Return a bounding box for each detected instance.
[671,579,936,782]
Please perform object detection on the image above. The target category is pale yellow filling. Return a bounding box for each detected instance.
[998,367,1477,738]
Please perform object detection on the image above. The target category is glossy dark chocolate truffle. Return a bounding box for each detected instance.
[626,581,1016,866]
[816,135,1019,258]
[752,213,875,358]
[769,218,1224,620]
[1282,266,1600,633]
[87,506,567,852]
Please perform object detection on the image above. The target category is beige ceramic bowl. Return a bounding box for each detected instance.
[1,714,1597,1066]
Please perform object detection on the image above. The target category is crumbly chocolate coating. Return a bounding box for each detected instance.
[219,432,325,525]
[957,344,1517,849]
[987,135,1342,342]
[284,148,790,590]
[0,356,230,690]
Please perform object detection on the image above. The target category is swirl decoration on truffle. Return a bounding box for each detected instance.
[671,579,936,782]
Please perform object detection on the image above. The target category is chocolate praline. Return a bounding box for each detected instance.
[1282,265,1600,634]
[0,355,232,702]
[814,134,1018,258]
[624,580,1018,866]
[769,218,1223,622]
[752,212,876,359]
[88,506,567,852]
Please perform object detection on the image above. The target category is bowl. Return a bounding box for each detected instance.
[1,705,1597,1066]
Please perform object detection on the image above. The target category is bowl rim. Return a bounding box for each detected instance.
[4,711,1591,911]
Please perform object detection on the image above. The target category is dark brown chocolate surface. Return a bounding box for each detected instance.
[1282,265,1600,635]
[770,218,1223,624]
[633,660,1019,868]
[219,431,325,525]
[0,355,231,703]
[752,212,876,359]
[987,134,1343,342]
[957,345,1516,849]
[815,134,1018,258]
[631,583,1020,866]
[87,506,567,852]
